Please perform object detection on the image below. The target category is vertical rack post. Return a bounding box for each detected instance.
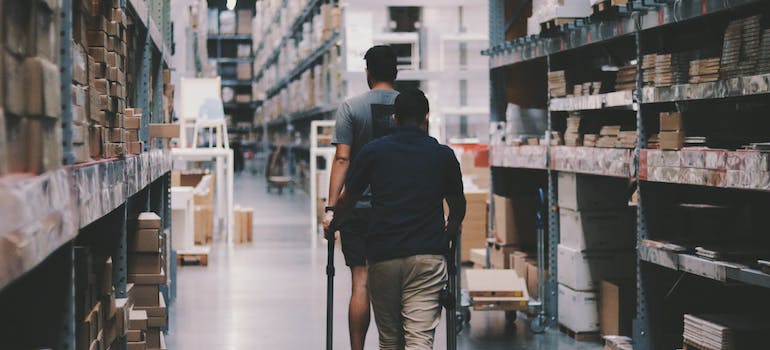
[112,203,129,299]
[61,0,74,165]
[633,10,651,350]
[58,1,76,347]
[139,20,153,150]
[488,0,506,269]
[545,54,559,326]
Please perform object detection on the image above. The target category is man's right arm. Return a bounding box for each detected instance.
[325,103,354,230]
[444,149,466,240]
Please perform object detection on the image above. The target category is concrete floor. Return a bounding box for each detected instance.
[166,174,603,349]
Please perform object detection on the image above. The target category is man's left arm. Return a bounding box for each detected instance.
[444,149,466,240]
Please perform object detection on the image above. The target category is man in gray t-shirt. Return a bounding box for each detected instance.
[323,45,399,350]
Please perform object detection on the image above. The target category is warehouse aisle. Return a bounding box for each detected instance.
[166,174,601,349]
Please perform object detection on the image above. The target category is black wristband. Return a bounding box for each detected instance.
[324,206,335,212]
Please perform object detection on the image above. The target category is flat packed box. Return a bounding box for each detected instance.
[493,194,537,248]
[559,208,635,250]
[527,261,539,299]
[557,244,634,291]
[128,309,148,331]
[236,63,252,81]
[600,280,635,337]
[558,283,599,332]
[558,172,629,211]
[236,9,252,35]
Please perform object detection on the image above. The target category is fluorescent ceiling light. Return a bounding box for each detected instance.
[226,0,237,10]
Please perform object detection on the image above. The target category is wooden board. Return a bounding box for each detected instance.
[471,296,528,311]
[465,269,526,298]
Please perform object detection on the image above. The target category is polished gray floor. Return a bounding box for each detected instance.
[166,174,603,349]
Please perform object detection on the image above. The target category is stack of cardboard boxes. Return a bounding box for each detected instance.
[72,0,139,161]
[126,212,168,350]
[659,112,684,150]
[459,190,488,262]
[75,248,132,350]
[234,206,254,244]
[492,193,540,298]
[1,1,63,174]
[556,173,635,335]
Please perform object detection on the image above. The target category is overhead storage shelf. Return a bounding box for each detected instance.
[550,90,635,111]
[639,245,770,289]
[485,0,768,69]
[0,150,171,291]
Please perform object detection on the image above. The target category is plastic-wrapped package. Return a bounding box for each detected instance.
[219,10,236,35]
[704,150,727,170]
[551,146,632,177]
[680,148,706,168]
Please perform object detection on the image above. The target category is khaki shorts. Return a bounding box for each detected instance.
[368,255,447,350]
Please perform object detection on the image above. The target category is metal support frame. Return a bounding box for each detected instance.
[139,23,153,148]
[113,204,129,298]
[61,0,74,165]
[153,54,164,149]
[544,55,559,327]
[57,1,76,347]
[632,11,651,350]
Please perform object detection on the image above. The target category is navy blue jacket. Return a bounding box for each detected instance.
[345,126,464,263]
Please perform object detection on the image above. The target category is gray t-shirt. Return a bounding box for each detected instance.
[332,89,399,207]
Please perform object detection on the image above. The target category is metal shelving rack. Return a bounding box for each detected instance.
[487,0,770,348]
[253,0,341,188]
[207,0,259,132]
[0,1,174,348]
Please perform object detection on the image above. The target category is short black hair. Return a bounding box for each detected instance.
[394,89,429,125]
[364,45,398,83]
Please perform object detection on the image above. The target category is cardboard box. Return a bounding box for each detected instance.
[558,283,599,332]
[4,2,33,56]
[146,327,162,348]
[237,63,251,81]
[128,269,167,285]
[558,172,629,211]
[136,293,166,318]
[659,112,682,131]
[127,141,142,155]
[600,280,634,336]
[527,261,539,299]
[127,340,146,350]
[493,194,537,248]
[149,123,180,138]
[129,229,160,253]
[459,191,489,261]
[559,209,635,251]
[102,127,125,143]
[557,244,634,291]
[132,284,160,307]
[127,253,161,275]
[236,9,252,34]
[23,57,63,118]
[137,212,161,229]
[470,248,487,268]
[489,244,517,269]
[513,251,529,279]
[3,52,25,115]
[659,131,684,150]
[194,206,214,245]
[126,329,143,342]
[124,116,140,129]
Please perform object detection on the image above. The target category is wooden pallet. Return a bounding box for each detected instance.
[177,247,210,266]
[559,325,601,342]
